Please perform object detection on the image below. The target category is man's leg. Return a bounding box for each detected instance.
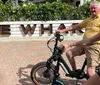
[85,44,100,77]
[66,50,77,71]
[87,67,95,77]
[65,46,84,71]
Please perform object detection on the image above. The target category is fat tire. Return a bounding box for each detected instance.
[30,62,55,85]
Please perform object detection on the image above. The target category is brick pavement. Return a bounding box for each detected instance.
[0,41,86,85]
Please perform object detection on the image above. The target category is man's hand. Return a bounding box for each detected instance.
[56,30,64,33]
[59,41,72,52]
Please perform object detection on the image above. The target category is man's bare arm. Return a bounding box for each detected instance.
[74,32,100,46]
[57,24,81,33]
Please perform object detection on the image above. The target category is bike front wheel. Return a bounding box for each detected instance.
[30,62,55,85]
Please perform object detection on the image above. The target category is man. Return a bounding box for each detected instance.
[57,1,100,77]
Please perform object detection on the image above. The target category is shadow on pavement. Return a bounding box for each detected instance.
[17,64,86,85]
[17,64,35,85]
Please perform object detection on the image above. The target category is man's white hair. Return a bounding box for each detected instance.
[90,1,100,9]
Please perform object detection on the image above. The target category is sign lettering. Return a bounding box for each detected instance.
[0,25,10,36]
[21,24,36,34]
[0,23,84,36]
[41,24,52,34]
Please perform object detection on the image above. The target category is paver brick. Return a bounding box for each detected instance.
[0,41,86,85]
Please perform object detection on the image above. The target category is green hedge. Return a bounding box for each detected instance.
[0,0,91,21]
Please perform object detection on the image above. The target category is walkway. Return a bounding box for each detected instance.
[0,41,86,85]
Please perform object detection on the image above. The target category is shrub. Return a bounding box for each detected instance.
[0,0,91,21]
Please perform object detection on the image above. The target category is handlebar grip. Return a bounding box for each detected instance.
[54,32,60,37]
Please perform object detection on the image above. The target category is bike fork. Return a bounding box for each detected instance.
[43,57,54,78]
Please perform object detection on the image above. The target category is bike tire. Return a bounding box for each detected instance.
[30,62,55,85]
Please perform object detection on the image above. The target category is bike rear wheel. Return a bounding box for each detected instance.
[30,62,55,85]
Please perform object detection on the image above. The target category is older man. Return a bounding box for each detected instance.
[57,1,100,77]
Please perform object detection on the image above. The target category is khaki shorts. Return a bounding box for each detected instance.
[68,44,100,68]
[85,44,100,67]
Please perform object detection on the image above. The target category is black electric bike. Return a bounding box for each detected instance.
[30,32,88,85]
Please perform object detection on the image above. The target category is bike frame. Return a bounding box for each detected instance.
[46,33,88,80]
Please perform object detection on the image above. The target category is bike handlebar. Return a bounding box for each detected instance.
[47,32,64,44]
[54,32,64,41]
[47,32,64,52]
